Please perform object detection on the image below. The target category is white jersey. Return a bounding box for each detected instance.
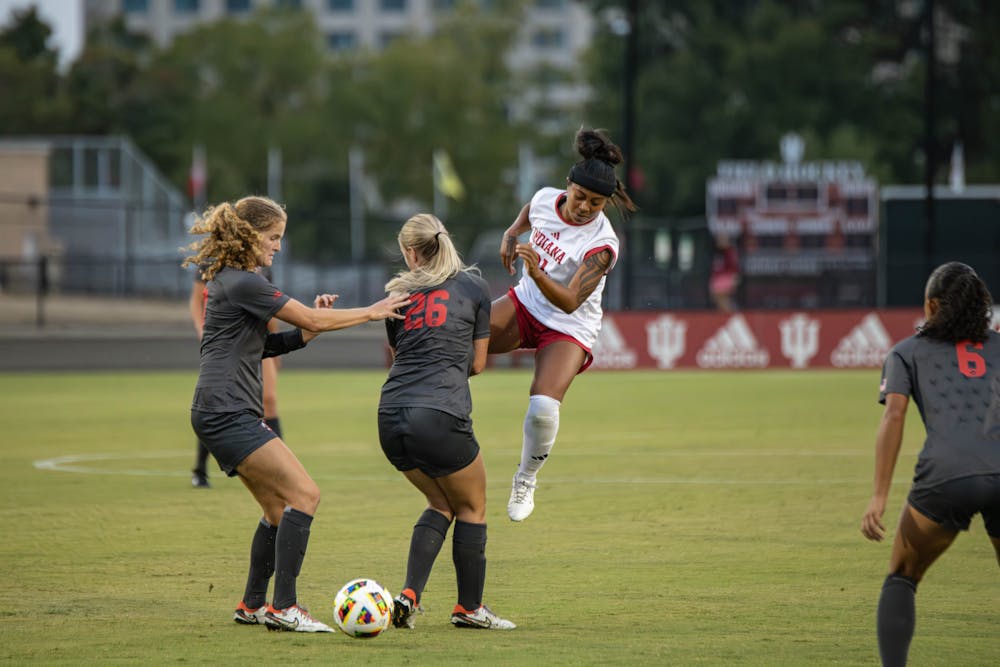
[512,187,619,348]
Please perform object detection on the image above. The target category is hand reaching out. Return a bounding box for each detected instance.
[314,293,339,309]
[860,496,887,542]
[369,292,411,321]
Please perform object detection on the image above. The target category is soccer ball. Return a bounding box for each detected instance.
[333,578,393,639]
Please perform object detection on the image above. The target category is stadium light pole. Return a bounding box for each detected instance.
[621,0,638,310]
[922,0,937,277]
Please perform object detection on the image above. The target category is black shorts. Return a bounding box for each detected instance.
[908,474,1000,537]
[377,407,479,479]
[191,410,279,477]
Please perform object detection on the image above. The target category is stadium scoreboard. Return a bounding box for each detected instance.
[706,134,878,308]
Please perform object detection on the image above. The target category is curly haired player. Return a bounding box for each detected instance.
[183,195,408,632]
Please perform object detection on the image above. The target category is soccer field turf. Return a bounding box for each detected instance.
[2,370,996,665]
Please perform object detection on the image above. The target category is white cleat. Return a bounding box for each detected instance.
[233,600,269,625]
[507,474,537,522]
[451,604,516,630]
[263,604,334,633]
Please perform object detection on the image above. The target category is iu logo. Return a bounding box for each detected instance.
[646,315,687,369]
[779,313,819,369]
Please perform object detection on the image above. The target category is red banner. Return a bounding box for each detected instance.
[589,309,1000,370]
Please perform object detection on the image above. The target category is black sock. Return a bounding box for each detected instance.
[877,574,917,667]
[193,441,210,475]
[242,518,277,609]
[265,417,283,440]
[403,509,452,602]
[452,520,487,612]
[273,508,313,610]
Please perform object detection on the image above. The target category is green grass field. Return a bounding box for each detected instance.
[1,369,997,665]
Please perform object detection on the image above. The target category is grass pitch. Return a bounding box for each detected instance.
[1,369,996,665]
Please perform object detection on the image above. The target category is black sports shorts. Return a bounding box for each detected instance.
[908,474,1000,537]
[191,410,279,477]
[377,407,479,478]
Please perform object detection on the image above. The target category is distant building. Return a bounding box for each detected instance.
[83,0,595,129]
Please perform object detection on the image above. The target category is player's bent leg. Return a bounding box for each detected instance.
[877,574,916,667]
[238,439,323,624]
[510,391,563,522]
[487,295,521,354]
[238,438,320,516]
[888,503,958,581]
[877,504,958,666]
[436,453,487,524]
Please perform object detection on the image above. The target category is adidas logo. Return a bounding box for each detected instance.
[696,314,769,368]
[591,317,637,369]
[831,313,891,367]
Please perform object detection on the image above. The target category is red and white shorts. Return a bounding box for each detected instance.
[507,288,593,374]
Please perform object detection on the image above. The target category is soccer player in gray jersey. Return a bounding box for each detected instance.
[861,262,1000,666]
[183,196,408,633]
[378,214,515,631]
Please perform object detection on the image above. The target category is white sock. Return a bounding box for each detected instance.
[517,394,561,479]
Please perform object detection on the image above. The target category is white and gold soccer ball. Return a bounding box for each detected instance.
[333,578,393,639]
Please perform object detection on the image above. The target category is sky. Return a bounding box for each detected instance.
[0,0,82,69]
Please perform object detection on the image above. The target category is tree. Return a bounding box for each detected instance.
[582,0,1000,217]
[0,7,67,132]
[336,1,537,254]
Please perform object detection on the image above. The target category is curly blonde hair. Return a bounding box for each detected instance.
[182,196,287,281]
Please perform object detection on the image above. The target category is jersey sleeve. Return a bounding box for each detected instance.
[878,345,912,405]
[472,276,492,341]
[385,317,400,349]
[227,271,290,321]
[583,239,618,273]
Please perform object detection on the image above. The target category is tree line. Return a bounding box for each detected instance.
[2,1,998,260]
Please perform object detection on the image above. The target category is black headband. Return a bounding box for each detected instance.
[568,163,617,197]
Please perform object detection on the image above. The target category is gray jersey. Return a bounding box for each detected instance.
[879,330,1000,490]
[379,271,491,419]
[192,267,291,416]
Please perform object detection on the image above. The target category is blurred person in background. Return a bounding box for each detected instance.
[189,266,285,488]
[861,261,1000,666]
[183,195,408,633]
[708,234,740,312]
[489,127,637,522]
[380,213,514,631]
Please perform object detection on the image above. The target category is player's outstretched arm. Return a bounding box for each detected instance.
[274,292,409,338]
[860,392,909,542]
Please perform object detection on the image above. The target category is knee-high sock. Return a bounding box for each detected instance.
[877,574,917,667]
[265,417,283,440]
[517,395,560,479]
[242,518,277,609]
[402,509,452,602]
[194,441,210,475]
[452,520,487,611]
[273,508,313,610]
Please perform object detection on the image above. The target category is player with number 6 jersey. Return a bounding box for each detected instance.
[861,261,1000,667]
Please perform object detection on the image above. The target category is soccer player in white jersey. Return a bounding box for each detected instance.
[489,128,637,521]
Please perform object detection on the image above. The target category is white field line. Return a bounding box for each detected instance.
[32,449,896,485]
